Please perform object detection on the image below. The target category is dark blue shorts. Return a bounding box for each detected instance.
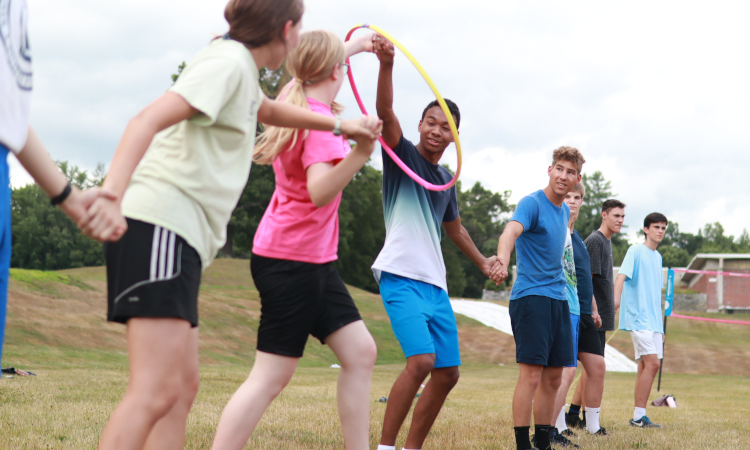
[509,295,574,367]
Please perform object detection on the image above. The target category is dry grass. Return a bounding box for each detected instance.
[1,364,749,449]
[3,260,750,449]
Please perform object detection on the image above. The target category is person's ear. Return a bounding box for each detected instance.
[331,63,340,81]
[418,120,423,133]
[547,165,553,176]
[576,173,582,184]
[282,20,293,42]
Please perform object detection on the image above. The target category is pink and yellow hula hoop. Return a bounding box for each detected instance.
[345,24,462,191]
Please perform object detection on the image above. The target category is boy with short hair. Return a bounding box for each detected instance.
[371,36,498,450]
[491,146,586,450]
[616,213,668,429]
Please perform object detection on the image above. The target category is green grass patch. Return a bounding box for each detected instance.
[9,268,93,294]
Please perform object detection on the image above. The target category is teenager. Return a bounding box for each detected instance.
[491,146,585,450]
[371,36,498,450]
[81,2,380,449]
[210,30,381,450]
[617,213,668,429]
[0,0,118,370]
[551,184,607,443]
[568,199,625,428]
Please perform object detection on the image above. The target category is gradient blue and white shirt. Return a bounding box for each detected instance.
[372,135,459,293]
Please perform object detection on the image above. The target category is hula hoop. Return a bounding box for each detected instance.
[345,24,462,192]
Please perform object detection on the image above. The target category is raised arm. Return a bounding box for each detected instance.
[490,221,525,283]
[444,216,497,277]
[373,35,401,149]
[344,33,375,59]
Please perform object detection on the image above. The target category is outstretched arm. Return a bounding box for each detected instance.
[344,33,375,59]
[490,221,525,283]
[258,97,378,139]
[374,35,401,149]
[444,216,498,277]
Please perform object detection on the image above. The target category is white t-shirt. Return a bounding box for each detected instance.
[122,38,263,269]
[0,0,33,153]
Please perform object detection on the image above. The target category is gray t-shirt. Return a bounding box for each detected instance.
[585,230,615,331]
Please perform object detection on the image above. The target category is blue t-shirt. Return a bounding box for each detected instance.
[618,243,664,333]
[372,135,459,292]
[564,231,580,315]
[510,189,570,301]
[572,230,593,314]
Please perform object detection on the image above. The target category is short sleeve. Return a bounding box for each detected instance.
[302,131,349,170]
[586,235,603,275]
[383,135,420,171]
[619,246,637,279]
[442,186,459,223]
[170,56,242,127]
[510,196,539,232]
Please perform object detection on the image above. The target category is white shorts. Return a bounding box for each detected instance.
[630,330,663,361]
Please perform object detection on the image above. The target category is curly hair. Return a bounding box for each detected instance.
[551,146,586,174]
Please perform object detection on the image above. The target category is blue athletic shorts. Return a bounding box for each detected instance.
[1,143,11,368]
[509,295,574,367]
[379,272,461,368]
[565,313,580,368]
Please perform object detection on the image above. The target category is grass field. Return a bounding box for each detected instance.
[2,260,750,449]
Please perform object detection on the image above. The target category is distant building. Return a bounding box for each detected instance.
[680,254,750,313]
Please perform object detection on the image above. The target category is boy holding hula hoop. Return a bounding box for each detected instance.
[210,30,381,450]
[1,0,119,371]
[82,1,380,448]
[371,35,499,450]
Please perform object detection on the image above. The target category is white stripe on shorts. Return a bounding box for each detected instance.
[149,226,162,281]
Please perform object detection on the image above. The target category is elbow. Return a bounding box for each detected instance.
[308,191,332,209]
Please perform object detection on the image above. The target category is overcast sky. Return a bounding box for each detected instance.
[11,0,750,241]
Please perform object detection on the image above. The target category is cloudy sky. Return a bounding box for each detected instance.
[12,0,750,241]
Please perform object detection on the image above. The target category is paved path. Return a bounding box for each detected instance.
[450,299,638,372]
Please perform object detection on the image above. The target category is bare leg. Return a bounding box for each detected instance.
[571,368,586,407]
[634,355,660,409]
[98,318,193,450]
[552,366,577,428]
[404,366,460,449]
[533,366,563,426]
[379,354,436,446]
[512,363,543,426]
[210,351,299,450]
[578,352,605,408]
[326,321,378,450]
[143,327,200,450]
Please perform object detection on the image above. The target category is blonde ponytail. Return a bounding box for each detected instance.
[254,30,345,165]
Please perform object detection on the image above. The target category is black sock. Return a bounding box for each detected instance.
[582,410,587,420]
[534,425,553,450]
[514,426,531,450]
[568,404,581,415]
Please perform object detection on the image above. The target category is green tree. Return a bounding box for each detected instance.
[11,162,105,270]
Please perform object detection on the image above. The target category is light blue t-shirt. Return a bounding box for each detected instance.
[510,190,570,301]
[618,243,664,333]
[564,230,580,315]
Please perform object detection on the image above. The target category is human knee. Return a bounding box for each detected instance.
[645,358,661,373]
[434,366,460,389]
[182,369,200,403]
[132,382,182,418]
[406,354,436,380]
[346,337,377,370]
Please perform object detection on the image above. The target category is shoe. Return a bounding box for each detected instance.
[565,412,580,429]
[629,416,662,428]
[589,426,608,435]
[551,429,580,448]
[561,429,576,437]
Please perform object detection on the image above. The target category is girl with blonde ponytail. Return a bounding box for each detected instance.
[84,1,380,448]
[211,30,381,450]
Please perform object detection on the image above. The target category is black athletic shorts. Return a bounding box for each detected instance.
[509,295,574,367]
[104,218,202,327]
[251,253,362,358]
[578,314,604,357]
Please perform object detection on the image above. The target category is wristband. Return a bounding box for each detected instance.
[332,117,343,136]
[50,182,72,206]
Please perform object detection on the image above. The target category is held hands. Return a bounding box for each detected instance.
[59,187,127,242]
[349,115,383,158]
[78,195,128,242]
[489,255,510,285]
[373,34,395,64]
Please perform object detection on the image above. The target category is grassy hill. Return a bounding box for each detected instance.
[3,259,516,371]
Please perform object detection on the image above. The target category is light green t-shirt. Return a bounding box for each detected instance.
[122,38,263,269]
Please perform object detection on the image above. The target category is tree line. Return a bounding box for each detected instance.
[8,64,749,296]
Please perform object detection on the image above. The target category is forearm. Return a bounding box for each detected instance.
[448,227,486,269]
[307,150,370,208]
[592,296,599,315]
[496,231,516,263]
[260,100,336,131]
[614,275,626,310]
[376,62,396,123]
[344,35,369,58]
[102,116,161,196]
[14,127,69,198]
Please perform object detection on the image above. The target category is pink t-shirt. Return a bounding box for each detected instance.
[252,98,350,264]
